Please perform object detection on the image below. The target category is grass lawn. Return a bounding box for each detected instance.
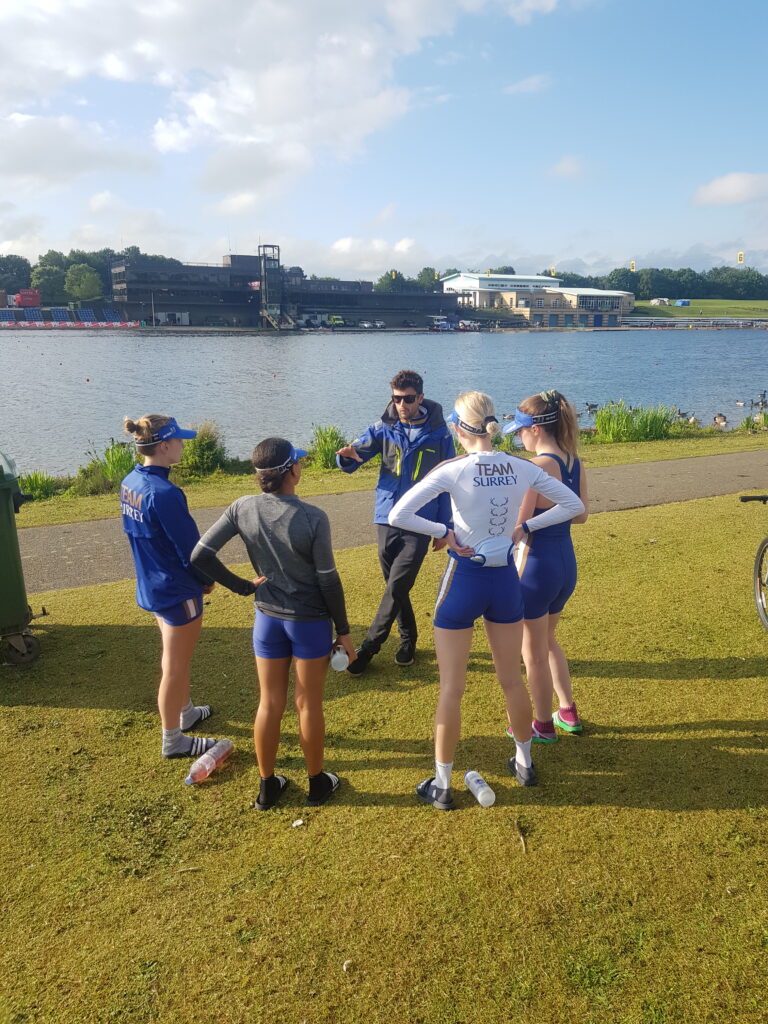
[2,493,767,1023]
[16,433,768,529]
[632,299,768,319]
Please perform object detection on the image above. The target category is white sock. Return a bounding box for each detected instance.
[515,739,532,769]
[180,701,212,730]
[435,760,453,789]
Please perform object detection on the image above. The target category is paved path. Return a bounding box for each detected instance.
[19,449,768,593]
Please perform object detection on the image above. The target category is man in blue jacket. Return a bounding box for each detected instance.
[336,369,454,674]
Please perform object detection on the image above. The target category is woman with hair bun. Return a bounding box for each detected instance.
[121,414,227,760]
[503,390,589,742]
[388,391,584,809]
[191,437,356,811]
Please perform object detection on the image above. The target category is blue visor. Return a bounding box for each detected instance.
[447,409,488,436]
[502,408,559,434]
[253,446,308,473]
[135,417,197,445]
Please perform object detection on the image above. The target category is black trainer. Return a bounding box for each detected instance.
[394,639,416,667]
[347,646,374,676]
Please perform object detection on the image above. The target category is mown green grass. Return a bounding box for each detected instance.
[16,434,768,529]
[633,299,768,319]
[2,494,767,1023]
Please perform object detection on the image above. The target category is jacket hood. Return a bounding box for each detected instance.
[381,396,448,432]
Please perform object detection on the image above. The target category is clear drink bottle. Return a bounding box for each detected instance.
[184,738,234,785]
[330,646,349,671]
[464,770,496,807]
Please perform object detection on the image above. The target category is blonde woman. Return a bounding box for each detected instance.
[121,415,225,760]
[388,391,584,809]
[504,390,589,741]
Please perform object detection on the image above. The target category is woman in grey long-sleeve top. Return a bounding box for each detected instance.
[191,437,357,810]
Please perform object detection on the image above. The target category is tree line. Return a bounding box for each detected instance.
[0,247,180,305]
[374,264,768,300]
[2,251,767,303]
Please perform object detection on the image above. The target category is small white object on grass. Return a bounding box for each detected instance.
[343,960,353,972]
[292,819,304,828]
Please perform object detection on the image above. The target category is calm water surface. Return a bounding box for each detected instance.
[2,328,767,475]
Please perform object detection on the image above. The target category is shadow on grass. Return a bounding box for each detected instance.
[3,623,766,812]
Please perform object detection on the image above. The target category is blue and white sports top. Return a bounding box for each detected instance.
[531,453,581,540]
[388,452,584,563]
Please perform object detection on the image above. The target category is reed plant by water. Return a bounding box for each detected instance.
[593,401,676,442]
[18,470,57,501]
[68,439,137,496]
[310,424,347,469]
[178,421,227,478]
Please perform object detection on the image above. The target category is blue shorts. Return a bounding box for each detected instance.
[516,535,577,619]
[433,553,524,630]
[154,595,203,626]
[252,610,333,660]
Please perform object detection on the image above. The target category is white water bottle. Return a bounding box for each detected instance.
[464,770,496,807]
[330,645,349,671]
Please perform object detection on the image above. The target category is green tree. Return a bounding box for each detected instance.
[30,265,67,304]
[415,266,439,290]
[442,267,460,277]
[374,269,407,292]
[65,263,102,302]
[604,268,636,292]
[0,254,32,292]
[490,265,516,274]
[37,249,67,271]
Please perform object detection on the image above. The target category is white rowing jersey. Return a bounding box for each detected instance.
[388,451,585,552]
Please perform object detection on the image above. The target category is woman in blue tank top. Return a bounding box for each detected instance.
[503,390,590,741]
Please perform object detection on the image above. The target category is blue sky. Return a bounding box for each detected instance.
[1,0,767,277]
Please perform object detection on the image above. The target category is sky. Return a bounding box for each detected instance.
[1,0,767,278]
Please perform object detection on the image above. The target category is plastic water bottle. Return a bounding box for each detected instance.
[464,770,496,807]
[330,645,349,671]
[184,739,234,785]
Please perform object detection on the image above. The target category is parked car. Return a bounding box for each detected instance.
[402,318,417,327]
[358,320,373,329]
[373,319,386,329]
[343,318,359,327]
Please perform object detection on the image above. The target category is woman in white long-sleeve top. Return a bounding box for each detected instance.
[388,391,584,810]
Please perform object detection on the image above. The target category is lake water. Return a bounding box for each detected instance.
[2,327,767,475]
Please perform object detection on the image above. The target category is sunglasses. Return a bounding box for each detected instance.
[391,394,418,405]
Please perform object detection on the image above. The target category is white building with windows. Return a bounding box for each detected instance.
[441,272,634,328]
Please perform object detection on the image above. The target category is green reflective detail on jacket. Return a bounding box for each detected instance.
[413,451,423,479]
[394,446,402,476]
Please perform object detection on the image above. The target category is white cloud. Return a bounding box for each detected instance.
[499,0,560,25]
[504,73,551,94]
[550,154,586,179]
[0,114,152,191]
[695,172,768,206]
[88,190,115,212]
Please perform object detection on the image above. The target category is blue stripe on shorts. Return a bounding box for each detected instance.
[252,609,333,660]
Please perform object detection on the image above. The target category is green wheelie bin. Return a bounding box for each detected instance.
[0,451,40,666]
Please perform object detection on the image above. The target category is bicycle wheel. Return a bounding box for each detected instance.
[753,537,768,630]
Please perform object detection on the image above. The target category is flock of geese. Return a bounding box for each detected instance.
[501,395,767,428]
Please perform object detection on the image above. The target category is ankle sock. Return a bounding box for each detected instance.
[533,717,555,735]
[435,760,453,790]
[515,739,533,769]
[258,774,283,805]
[308,770,336,802]
[557,703,579,724]
[162,727,216,758]
[180,701,212,730]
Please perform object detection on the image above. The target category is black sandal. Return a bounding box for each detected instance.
[254,774,289,810]
[307,771,340,806]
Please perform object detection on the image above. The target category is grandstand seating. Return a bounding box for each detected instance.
[50,308,71,321]
[0,310,16,322]
[24,308,44,321]
[76,308,96,321]
[101,309,121,321]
